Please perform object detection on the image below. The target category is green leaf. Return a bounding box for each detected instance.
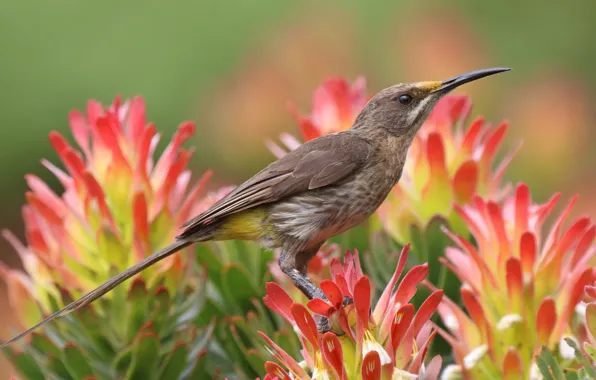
[46,354,71,378]
[189,320,215,357]
[30,332,61,357]
[215,321,254,376]
[185,352,209,380]
[196,298,226,325]
[195,243,224,285]
[230,240,259,276]
[74,304,114,358]
[272,328,301,359]
[565,338,596,378]
[222,263,261,311]
[62,343,95,378]
[363,232,401,288]
[254,247,274,287]
[150,285,172,333]
[157,342,189,380]
[105,265,129,339]
[409,223,427,265]
[4,347,45,380]
[97,227,128,271]
[423,216,452,284]
[175,286,206,326]
[243,348,266,378]
[537,346,565,380]
[584,342,596,362]
[126,278,150,341]
[126,332,160,380]
[112,346,134,374]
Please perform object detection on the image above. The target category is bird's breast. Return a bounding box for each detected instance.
[266,173,396,244]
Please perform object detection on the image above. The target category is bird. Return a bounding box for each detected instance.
[0,67,510,348]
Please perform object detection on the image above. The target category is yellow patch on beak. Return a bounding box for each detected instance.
[415,81,442,93]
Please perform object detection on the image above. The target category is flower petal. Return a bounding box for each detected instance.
[536,297,556,347]
[133,192,149,243]
[479,121,508,172]
[374,244,410,324]
[420,355,442,380]
[264,361,291,380]
[390,304,415,359]
[392,264,428,307]
[506,257,523,314]
[586,303,596,340]
[258,332,308,378]
[290,303,320,351]
[360,350,381,380]
[513,184,531,244]
[321,332,346,379]
[320,280,344,309]
[126,97,147,143]
[408,329,438,375]
[307,298,334,317]
[263,282,295,325]
[412,290,443,338]
[354,277,372,330]
[502,348,523,379]
[452,160,478,204]
[68,110,90,156]
[519,232,536,277]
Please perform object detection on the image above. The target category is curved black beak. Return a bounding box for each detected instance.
[432,67,511,93]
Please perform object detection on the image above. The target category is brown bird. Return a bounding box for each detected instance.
[0,67,510,348]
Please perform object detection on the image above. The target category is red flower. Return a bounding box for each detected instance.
[436,183,595,378]
[0,96,223,328]
[261,246,443,379]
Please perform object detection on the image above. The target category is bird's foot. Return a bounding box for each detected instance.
[317,316,331,333]
[316,316,346,336]
[342,296,354,306]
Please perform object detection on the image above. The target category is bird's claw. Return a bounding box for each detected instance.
[317,316,332,333]
[342,296,354,306]
[317,316,346,336]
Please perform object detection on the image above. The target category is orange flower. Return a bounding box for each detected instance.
[435,184,595,378]
[0,96,221,328]
[261,246,443,379]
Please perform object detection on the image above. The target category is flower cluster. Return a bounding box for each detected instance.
[578,281,596,365]
[0,97,218,327]
[436,184,595,378]
[261,246,443,379]
[0,96,220,379]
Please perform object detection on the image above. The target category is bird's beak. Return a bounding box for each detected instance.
[430,67,511,94]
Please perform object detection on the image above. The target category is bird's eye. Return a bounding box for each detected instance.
[398,94,413,105]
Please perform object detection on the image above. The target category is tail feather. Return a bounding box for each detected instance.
[0,239,192,349]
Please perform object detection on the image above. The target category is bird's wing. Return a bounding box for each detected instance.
[178,133,372,238]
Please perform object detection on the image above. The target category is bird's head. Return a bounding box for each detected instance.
[353,67,511,138]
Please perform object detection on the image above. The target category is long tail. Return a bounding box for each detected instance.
[0,239,192,349]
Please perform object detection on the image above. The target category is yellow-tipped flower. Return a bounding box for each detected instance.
[0,96,217,327]
[260,246,443,379]
[269,78,516,245]
[435,184,595,378]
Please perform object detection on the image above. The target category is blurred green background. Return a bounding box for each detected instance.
[1,0,595,375]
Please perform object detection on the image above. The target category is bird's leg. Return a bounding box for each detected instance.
[279,245,327,301]
[279,244,331,333]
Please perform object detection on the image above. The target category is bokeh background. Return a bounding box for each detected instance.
[1,0,595,375]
